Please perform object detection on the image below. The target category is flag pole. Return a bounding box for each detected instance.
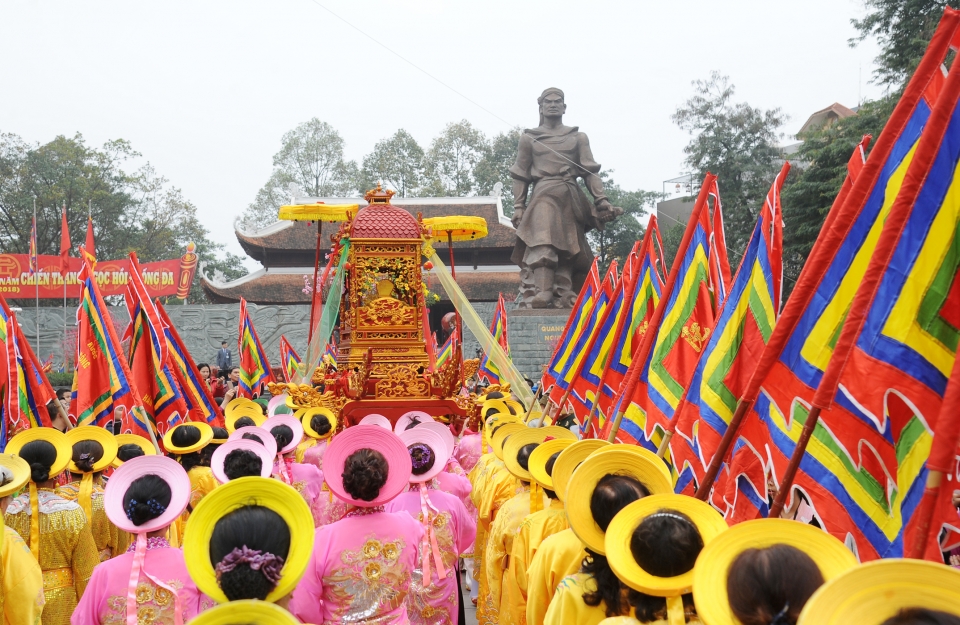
[768,406,822,518]
[34,199,40,355]
[62,202,68,374]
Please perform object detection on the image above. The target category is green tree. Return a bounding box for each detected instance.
[585,173,663,275]
[0,131,245,305]
[474,128,523,211]
[780,96,896,292]
[673,72,786,254]
[423,120,488,197]
[357,129,426,197]
[660,223,686,273]
[243,119,358,228]
[851,0,960,88]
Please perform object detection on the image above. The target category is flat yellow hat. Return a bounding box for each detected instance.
[183,476,315,604]
[163,422,214,455]
[111,434,157,468]
[490,423,527,462]
[186,600,301,625]
[5,428,71,479]
[301,407,337,440]
[0,454,30,497]
[223,406,267,434]
[606,494,728,596]
[565,448,673,554]
[693,519,859,625]
[551,439,611,503]
[528,439,575,491]
[502,426,576,481]
[797,559,960,625]
[504,399,526,416]
[66,426,119,473]
[592,444,673,487]
[482,399,513,417]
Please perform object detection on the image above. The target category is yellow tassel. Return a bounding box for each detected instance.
[666,595,685,625]
[29,482,39,559]
[79,473,94,524]
[530,482,542,514]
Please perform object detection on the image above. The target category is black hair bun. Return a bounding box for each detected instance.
[29,462,50,483]
[342,449,388,501]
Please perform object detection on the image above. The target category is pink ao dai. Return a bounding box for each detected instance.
[290,511,425,625]
[385,486,477,625]
[71,543,208,625]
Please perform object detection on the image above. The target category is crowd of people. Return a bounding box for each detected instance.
[1,387,959,625]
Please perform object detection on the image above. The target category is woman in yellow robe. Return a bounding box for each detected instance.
[59,427,125,561]
[163,422,216,545]
[502,438,576,625]
[543,448,672,625]
[0,454,44,625]
[4,429,99,625]
[485,426,574,625]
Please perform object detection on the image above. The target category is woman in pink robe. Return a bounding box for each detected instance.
[291,425,425,624]
[72,456,207,625]
[263,415,325,525]
[386,427,477,625]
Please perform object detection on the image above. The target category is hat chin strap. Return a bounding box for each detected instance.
[126,533,183,625]
[79,473,94,524]
[666,595,685,625]
[418,482,446,583]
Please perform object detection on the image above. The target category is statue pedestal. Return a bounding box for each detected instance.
[504,308,572,381]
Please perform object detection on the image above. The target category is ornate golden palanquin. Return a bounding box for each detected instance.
[270,185,480,430]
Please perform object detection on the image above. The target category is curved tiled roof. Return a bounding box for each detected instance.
[236,197,517,265]
[350,203,421,238]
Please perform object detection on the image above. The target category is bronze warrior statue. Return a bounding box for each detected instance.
[510,88,622,309]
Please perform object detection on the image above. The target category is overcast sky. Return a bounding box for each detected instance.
[0,0,884,266]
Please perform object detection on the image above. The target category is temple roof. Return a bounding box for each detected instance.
[234,196,517,267]
[201,266,519,305]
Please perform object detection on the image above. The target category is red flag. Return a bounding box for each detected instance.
[59,204,71,278]
[123,253,190,437]
[542,260,601,394]
[722,10,959,559]
[615,173,730,475]
[72,250,153,440]
[83,215,97,268]
[156,301,224,427]
[238,298,275,398]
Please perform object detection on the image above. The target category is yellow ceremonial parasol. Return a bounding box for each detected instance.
[422,216,488,384]
[278,202,358,344]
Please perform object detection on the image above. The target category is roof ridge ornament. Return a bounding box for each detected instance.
[364,183,395,204]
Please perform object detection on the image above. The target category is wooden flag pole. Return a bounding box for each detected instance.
[525,365,548,425]
[768,405,822,518]
[694,399,751,500]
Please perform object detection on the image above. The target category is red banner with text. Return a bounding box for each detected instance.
[0,245,199,299]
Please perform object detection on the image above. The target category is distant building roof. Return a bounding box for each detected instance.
[232,196,517,267]
[798,102,857,135]
[204,194,521,304]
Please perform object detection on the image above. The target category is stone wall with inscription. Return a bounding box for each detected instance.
[19,301,563,383]
[17,304,312,375]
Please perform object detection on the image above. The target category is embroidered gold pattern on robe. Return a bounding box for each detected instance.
[5,489,99,625]
[323,534,411,624]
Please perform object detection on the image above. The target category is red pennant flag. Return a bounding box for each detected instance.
[60,204,71,278]
[83,214,97,268]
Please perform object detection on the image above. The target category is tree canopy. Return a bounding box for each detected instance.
[851,0,960,88]
[673,72,786,254]
[0,131,245,304]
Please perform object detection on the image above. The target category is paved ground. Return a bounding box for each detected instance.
[461,568,478,625]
